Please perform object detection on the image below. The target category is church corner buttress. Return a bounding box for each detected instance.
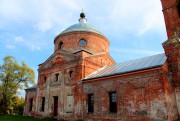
[161,0,180,120]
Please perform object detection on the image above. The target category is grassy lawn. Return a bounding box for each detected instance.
[0,115,58,121]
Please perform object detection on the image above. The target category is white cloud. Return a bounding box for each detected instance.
[108,0,164,35]
[0,0,25,21]
[32,0,84,32]
[137,2,164,35]
[15,36,24,42]
[57,0,80,10]
[30,45,41,51]
[0,0,164,35]
[12,36,42,51]
[35,21,53,33]
[0,0,85,32]
[5,45,15,49]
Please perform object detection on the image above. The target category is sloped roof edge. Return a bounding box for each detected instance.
[25,85,37,90]
[83,53,166,81]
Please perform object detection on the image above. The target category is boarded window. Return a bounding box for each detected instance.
[88,94,94,113]
[55,73,59,81]
[67,95,74,113]
[109,92,117,113]
[41,97,45,111]
[29,98,33,112]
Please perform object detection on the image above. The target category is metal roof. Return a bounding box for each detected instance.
[25,85,37,90]
[59,23,104,37]
[83,53,166,80]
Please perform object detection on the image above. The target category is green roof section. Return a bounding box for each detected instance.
[59,22,104,37]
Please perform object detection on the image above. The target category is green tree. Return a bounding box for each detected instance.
[0,55,35,114]
[13,96,25,115]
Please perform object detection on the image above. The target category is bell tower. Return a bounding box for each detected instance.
[161,0,180,119]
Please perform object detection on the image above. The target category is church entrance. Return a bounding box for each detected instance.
[53,96,58,116]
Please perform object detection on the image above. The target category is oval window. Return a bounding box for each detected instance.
[79,39,87,47]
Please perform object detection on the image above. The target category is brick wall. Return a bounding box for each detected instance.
[24,89,37,116]
[83,68,168,121]
[54,31,109,54]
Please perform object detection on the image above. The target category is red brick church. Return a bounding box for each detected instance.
[24,0,180,120]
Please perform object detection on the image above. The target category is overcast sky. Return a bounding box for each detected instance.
[0,0,167,96]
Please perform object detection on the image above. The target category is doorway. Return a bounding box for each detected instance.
[53,96,58,116]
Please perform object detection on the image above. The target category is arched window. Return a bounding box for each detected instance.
[41,97,45,111]
[109,92,117,113]
[55,73,59,81]
[178,1,180,18]
[59,42,63,49]
[29,98,33,112]
[69,71,74,78]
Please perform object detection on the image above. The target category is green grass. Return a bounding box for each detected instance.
[0,115,58,121]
